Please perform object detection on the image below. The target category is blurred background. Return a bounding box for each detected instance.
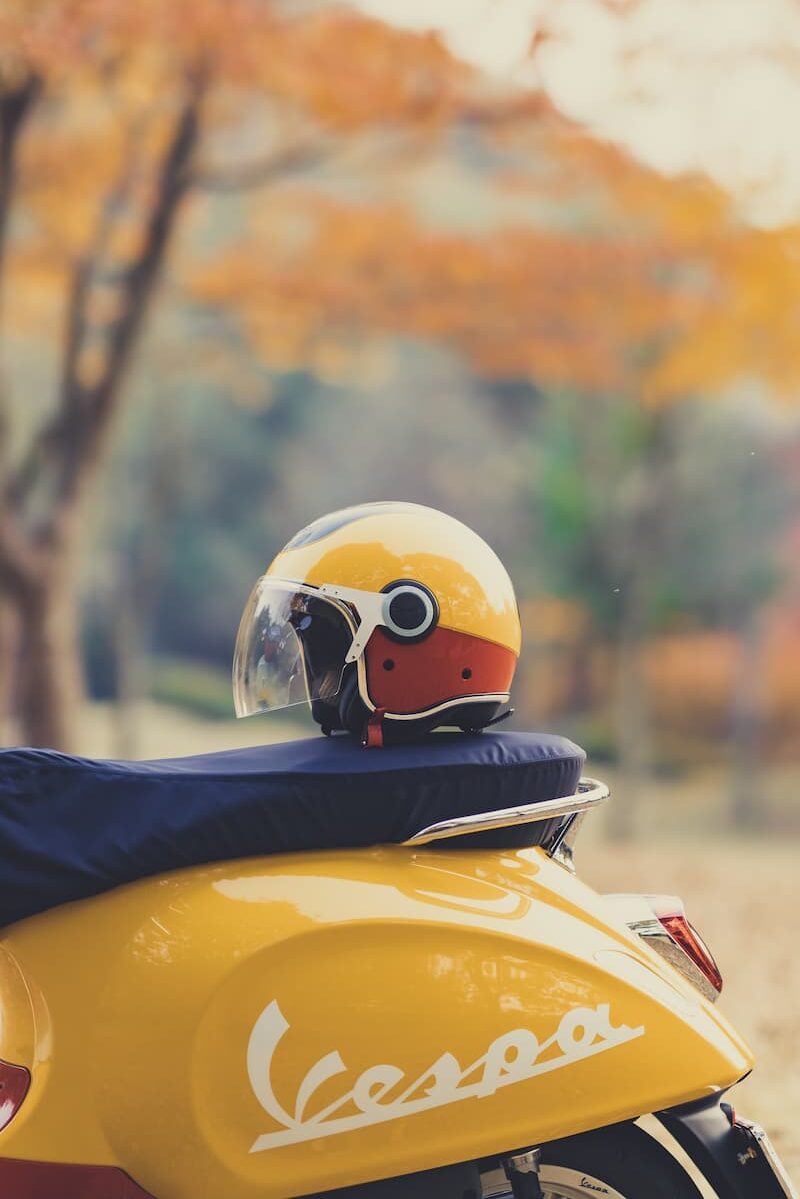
[0,0,798,1173]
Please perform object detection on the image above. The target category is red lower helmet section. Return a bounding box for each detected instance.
[0,1159,156,1198]
[364,625,516,715]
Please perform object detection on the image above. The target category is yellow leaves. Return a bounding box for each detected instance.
[306,340,356,385]
[14,57,202,285]
[74,341,107,390]
[2,0,468,137]
[551,125,730,239]
[646,223,800,403]
[83,284,125,328]
[246,10,468,131]
[6,0,800,414]
[501,119,800,406]
[109,47,175,113]
[521,596,589,643]
[103,216,148,264]
[188,195,681,393]
[0,0,239,80]
[201,174,800,409]
[18,80,126,257]
[3,243,68,336]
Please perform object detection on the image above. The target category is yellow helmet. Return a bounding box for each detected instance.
[233,502,521,745]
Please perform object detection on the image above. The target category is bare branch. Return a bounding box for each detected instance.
[61,143,147,415]
[0,74,42,282]
[0,73,43,584]
[4,92,146,511]
[92,101,200,402]
[45,94,202,531]
[0,501,44,596]
[0,382,10,475]
[191,138,328,192]
[6,251,94,508]
[5,90,203,544]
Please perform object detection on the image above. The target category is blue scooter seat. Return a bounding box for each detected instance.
[0,730,584,928]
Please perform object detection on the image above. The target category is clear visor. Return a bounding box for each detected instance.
[233,579,355,718]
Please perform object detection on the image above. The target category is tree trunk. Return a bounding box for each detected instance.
[729,609,766,829]
[0,595,20,742]
[110,398,185,759]
[609,605,652,840]
[0,94,201,752]
[15,561,84,749]
[112,577,148,760]
[605,409,674,840]
[0,76,41,744]
[0,77,41,281]
[564,615,598,716]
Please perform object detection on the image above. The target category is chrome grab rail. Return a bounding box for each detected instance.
[401,777,610,847]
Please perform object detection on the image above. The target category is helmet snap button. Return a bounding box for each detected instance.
[388,590,427,631]
[380,580,438,641]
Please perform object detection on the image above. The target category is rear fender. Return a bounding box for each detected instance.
[0,946,35,1074]
[0,945,50,1137]
[657,1095,797,1199]
[0,846,753,1199]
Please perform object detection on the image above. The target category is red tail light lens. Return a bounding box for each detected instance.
[657,910,724,996]
[0,1059,30,1132]
[605,893,724,1001]
[0,1160,155,1198]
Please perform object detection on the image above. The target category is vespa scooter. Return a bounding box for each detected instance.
[0,727,795,1199]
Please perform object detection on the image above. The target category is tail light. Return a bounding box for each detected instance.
[0,1160,155,1198]
[0,1059,30,1132]
[604,893,724,1002]
[656,904,724,996]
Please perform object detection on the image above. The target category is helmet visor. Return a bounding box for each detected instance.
[233,579,354,718]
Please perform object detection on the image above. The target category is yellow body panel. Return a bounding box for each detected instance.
[268,503,522,654]
[0,946,36,1070]
[0,846,752,1199]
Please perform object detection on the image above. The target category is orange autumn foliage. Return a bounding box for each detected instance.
[495,120,800,403]
[190,194,685,392]
[4,0,800,415]
[189,96,800,407]
[7,0,800,413]
[0,0,482,750]
[521,618,800,754]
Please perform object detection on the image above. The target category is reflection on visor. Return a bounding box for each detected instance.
[233,581,354,718]
[254,621,302,708]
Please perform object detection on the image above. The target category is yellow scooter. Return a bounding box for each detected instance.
[0,728,795,1199]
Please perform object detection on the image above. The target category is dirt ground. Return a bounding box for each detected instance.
[580,838,800,1182]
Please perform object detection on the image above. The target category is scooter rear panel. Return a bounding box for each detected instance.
[0,845,753,1199]
[0,944,40,1074]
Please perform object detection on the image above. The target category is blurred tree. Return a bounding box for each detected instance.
[528,393,789,832]
[184,146,722,829]
[0,0,796,772]
[0,0,473,748]
[190,193,679,393]
[191,123,800,833]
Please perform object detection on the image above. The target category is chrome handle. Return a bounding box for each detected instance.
[401,777,610,847]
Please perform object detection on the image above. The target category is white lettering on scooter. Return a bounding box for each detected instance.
[246,1001,645,1152]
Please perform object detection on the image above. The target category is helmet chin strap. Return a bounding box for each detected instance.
[363,707,387,748]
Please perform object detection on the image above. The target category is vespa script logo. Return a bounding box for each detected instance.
[246,1000,645,1153]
